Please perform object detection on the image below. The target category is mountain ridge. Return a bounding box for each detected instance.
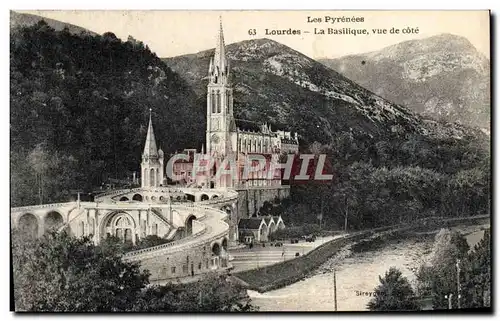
[10,11,99,36]
[318,33,490,129]
[164,37,483,147]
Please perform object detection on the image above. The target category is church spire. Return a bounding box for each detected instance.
[143,108,159,158]
[210,16,228,84]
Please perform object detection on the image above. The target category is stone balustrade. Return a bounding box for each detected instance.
[10,202,76,213]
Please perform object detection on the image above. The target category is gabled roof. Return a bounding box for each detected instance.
[264,216,275,225]
[273,215,284,225]
[238,217,265,230]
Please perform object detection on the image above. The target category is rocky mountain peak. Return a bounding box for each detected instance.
[319,33,490,130]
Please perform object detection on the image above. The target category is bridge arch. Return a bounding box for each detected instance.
[186,194,195,202]
[132,194,143,202]
[119,196,129,201]
[44,210,64,232]
[212,194,219,199]
[185,214,197,236]
[200,194,209,201]
[211,242,221,256]
[17,213,39,239]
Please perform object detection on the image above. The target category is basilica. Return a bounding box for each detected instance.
[169,20,299,189]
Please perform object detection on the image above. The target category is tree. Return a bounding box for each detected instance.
[367,267,420,311]
[131,274,256,312]
[12,230,149,311]
[12,230,256,312]
[462,229,491,308]
[27,143,50,204]
[10,24,205,206]
[416,229,469,309]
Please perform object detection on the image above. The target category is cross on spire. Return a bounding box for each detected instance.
[143,108,158,158]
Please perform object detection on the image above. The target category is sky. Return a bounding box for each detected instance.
[21,10,490,59]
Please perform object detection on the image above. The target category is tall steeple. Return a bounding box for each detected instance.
[206,16,235,180]
[141,109,163,188]
[214,17,226,71]
[143,108,158,159]
[210,16,229,84]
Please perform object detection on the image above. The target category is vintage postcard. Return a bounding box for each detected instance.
[10,10,491,312]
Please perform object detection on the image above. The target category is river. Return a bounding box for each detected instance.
[248,225,488,311]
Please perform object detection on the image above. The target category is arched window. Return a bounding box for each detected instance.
[79,221,85,237]
[89,217,95,236]
[211,90,216,113]
[132,194,143,201]
[150,168,155,187]
[124,229,132,242]
[216,90,221,113]
[153,223,158,235]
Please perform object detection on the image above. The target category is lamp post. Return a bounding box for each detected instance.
[333,269,338,311]
[444,293,453,310]
[456,259,461,309]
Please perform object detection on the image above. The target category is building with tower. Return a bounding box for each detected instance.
[173,18,299,190]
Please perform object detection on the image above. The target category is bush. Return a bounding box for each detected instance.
[367,267,420,311]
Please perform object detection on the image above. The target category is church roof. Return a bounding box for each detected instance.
[238,217,264,230]
[143,111,159,158]
[264,216,275,225]
[272,215,282,222]
[235,119,261,132]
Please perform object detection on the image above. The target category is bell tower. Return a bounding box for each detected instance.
[206,17,235,159]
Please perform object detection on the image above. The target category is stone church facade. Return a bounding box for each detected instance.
[173,19,299,190]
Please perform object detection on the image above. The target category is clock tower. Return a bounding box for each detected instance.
[206,18,235,159]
